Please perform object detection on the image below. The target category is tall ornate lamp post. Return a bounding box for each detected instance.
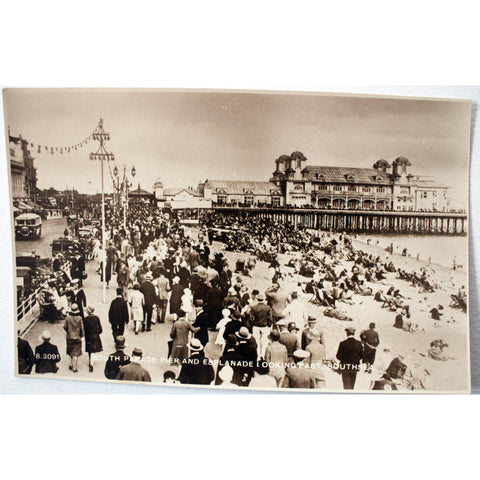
[121,165,136,231]
[90,118,115,304]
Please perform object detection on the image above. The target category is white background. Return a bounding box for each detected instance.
[0,1,479,479]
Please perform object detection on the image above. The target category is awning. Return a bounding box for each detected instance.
[16,201,32,210]
[12,206,20,212]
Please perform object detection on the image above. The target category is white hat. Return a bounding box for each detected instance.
[40,330,51,342]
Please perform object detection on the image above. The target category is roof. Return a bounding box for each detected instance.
[163,187,201,197]
[15,213,41,220]
[302,166,392,185]
[204,180,282,195]
[129,185,153,196]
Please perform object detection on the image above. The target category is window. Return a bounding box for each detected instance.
[377,187,385,193]
[348,186,357,192]
[318,185,328,191]
[272,197,280,207]
[294,184,303,191]
[400,188,409,194]
[346,174,355,181]
[333,185,343,191]
[217,195,227,205]
[362,187,371,193]
[422,191,428,199]
[244,195,254,206]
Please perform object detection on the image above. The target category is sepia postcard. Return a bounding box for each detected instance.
[3,88,472,392]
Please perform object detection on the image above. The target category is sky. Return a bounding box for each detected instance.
[3,89,472,207]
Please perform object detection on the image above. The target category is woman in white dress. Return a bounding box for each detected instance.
[129,283,145,334]
[215,309,231,348]
[180,288,195,322]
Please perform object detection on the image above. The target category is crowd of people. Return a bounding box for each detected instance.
[17,205,467,391]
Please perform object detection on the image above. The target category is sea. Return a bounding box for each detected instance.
[354,234,468,269]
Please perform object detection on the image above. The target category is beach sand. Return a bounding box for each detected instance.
[215,233,470,393]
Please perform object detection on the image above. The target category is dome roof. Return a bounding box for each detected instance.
[290,151,307,161]
[393,156,411,166]
[277,154,291,162]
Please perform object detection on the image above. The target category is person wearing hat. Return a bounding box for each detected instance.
[140,271,157,331]
[301,316,324,351]
[360,322,380,371]
[215,334,242,385]
[247,291,273,358]
[104,336,130,380]
[222,309,243,341]
[217,365,238,388]
[305,330,326,388]
[154,270,170,323]
[34,330,61,374]
[71,278,87,320]
[63,303,84,372]
[233,327,258,386]
[223,287,242,313]
[177,338,215,385]
[83,305,103,372]
[215,309,232,347]
[278,321,300,361]
[193,299,210,347]
[336,327,364,390]
[169,276,185,321]
[282,350,316,389]
[116,347,151,382]
[109,288,130,340]
[265,329,288,387]
[169,312,200,365]
[249,360,277,389]
[129,283,145,335]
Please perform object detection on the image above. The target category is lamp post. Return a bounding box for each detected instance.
[90,118,115,304]
[121,165,136,231]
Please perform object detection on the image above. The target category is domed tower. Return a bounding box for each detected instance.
[392,156,411,178]
[290,151,307,171]
[373,159,391,172]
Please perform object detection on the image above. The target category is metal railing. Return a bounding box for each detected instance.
[17,286,42,322]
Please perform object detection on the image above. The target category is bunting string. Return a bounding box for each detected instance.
[21,132,94,156]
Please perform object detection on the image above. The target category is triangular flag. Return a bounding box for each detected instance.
[37,145,41,153]
[51,147,54,154]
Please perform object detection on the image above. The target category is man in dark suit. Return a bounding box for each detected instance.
[178,339,215,385]
[17,335,34,374]
[108,288,129,341]
[34,330,61,374]
[336,327,364,390]
[104,336,130,380]
[140,272,157,331]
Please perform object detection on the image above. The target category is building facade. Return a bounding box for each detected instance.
[201,180,284,207]
[154,181,212,209]
[9,134,38,203]
[270,152,449,212]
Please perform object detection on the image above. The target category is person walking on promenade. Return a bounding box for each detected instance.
[104,336,130,380]
[178,338,215,385]
[109,288,130,340]
[278,321,300,361]
[193,299,210,347]
[116,347,151,382]
[34,330,61,374]
[129,283,145,335]
[265,329,288,387]
[265,283,289,327]
[301,316,324,351]
[336,327,364,390]
[17,334,34,375]
[71,278,87,320]
[140,272,157,331]
[169,312,199,365]
[169,276,184,321]
[83,305,103,372]
[154,270,170,323]
[305,331,326,389]
[282,350,316,389]
[247,292,272,359]
[105,241,118,289]
[360,322,380,372]
[64,303,84,373]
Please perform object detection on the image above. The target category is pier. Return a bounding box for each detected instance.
[211,207,467,235]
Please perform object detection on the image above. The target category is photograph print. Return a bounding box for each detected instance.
[4,88,471,392]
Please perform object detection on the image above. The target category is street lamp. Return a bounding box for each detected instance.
[121,165,136,231]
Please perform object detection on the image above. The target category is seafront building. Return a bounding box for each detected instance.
[154,151,450,213]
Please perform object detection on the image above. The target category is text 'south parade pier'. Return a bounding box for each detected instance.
[212,207,467,235]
